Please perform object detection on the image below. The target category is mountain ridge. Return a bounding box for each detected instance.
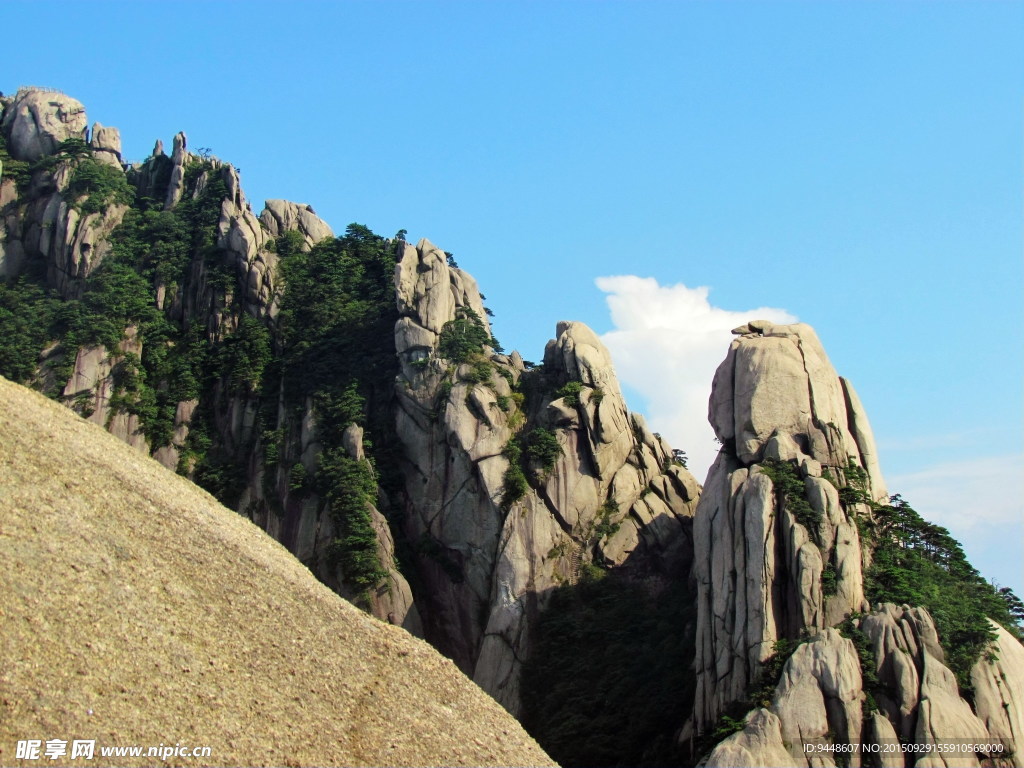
[2,85,1022,767]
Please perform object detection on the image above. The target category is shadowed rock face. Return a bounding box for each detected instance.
[0,91,424,632]
[1,88,700,720]
[7,88,1020,763]
[695,322,1024,767]
[393,238,700,713]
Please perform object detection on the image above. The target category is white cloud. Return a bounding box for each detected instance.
[595,275,796,482]
[593,276,1024,593]
[888,454,1024,594]
[888,455,1023,531]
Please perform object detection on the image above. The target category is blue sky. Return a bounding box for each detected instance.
[6,1,1021,593]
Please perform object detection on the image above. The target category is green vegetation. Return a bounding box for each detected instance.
[216,314,271,395]
[501,438,528,508]
[319,448,387,594]
[820,457,1024,692]
[821,558,839,597]
[499,426,563,509]
[862,494,1023,693]
[0,132,31,190]
[521,577,697,767]
[1,136,92,195]
[273,224,403,592]
[837,615,881,715]
[525,427,561,471]
[0,134,410,605]
[759,458,821,533]
[591,499,622,541]
[437,306,495,363]
[759,455,1023,696]
[0,271,67,383]
[670,447,688,468]
[694,637,803,759]
[464,358,493,384]
[749,638,799,709]
[555,380,583,407]
[65,156,134,214]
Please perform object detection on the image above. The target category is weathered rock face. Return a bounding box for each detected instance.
[0,88,86,161]
[704,629,867,767]
[260,199,333,247]
[694,321,877,735]
[88,121,122,167]
[59,325,149,453]
[972,623,1024,757]
[704,607,1022,767]
[0,91,415,635]
[0,112,130,294]
[392,239,700,713]
[712,321,886,498]
[695,322,1024,767]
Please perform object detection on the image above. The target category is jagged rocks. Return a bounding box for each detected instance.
[972,624,1024,756]
[704,629,866,767]
[89,121,122,167]
[703,709,796,768]
[260,199,333,247]
[695,322,878,735]
[694,322,1024,767]
[0,95,130,295]
[60,326,149,453]
[164,131,188,210]
[0,88,86,161]
[858,605,1016,766]
[393,238,699,713]
[772,629,865,758]
[703,609,1022,768]
[710,321,886,500]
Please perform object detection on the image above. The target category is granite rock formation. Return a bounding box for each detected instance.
[392,238,700,712]
[695,321,1024,767]
[5,88,1022,765]
[1,88,700,718]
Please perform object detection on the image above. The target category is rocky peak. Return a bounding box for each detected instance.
[88,121,122,167]
[0,93,129,293]
[260,199,333,247]
[695,322,1024,766]
[695,321,878,736]
[396,237,489,331]
[164,130,189,209]
[711,320,885,500]
[392,238,700,714]
[0,88,86,161]
[544,320,623,398]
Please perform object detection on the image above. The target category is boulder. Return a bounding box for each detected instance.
[89,121,122,167]
[260,199,333,247]
[0,88,86,161]
[704,709,796,768]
